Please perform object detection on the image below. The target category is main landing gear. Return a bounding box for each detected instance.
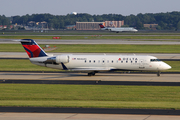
[88,72,96,76]
[157,71,161,77]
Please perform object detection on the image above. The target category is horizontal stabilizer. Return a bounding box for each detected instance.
[13,39,31,42]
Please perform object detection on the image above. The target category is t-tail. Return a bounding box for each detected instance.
[99,24,106,28]
[19,39,47,58]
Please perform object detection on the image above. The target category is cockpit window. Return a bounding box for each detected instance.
[150,59,161,62]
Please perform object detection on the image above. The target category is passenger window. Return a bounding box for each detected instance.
[94,60,95,63]
[112,60,113,63]
[89,60,91,63]
[85,60,86,63]
[121,61,123,63]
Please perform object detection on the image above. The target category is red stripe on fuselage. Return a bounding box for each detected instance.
[23,45,41,58]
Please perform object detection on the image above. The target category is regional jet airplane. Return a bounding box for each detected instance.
[99,24,138,33]
[18,39,171,76]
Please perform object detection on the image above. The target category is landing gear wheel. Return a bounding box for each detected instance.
[88,73,92,76]
[157,71,161,77]
[88,72,96,76]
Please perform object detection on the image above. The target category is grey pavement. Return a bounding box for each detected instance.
[1,72,180,82]
[0,113,179,120]
[1,39,180,44]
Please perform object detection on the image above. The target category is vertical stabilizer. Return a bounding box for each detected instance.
[99,24,106,28]
[20,39,47,58]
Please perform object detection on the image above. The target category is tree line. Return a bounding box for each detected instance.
[1,11,180,30]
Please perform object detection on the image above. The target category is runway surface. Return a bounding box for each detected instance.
[1,39,180,44]
[1,72,180,83]
[1,112,180,120]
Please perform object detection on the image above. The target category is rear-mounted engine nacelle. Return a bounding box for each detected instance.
[46,55,69,64]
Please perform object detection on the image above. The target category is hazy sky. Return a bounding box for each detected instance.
[1,0,180,17]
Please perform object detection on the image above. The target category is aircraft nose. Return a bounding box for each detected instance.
[162,63,171,70]
[166,64,172,69]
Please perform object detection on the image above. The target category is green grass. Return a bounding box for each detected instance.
[165,61,180,72]
[0,59,179,72]
[0,59,59,71]
[0,84,180,109]
[1,44,180,53]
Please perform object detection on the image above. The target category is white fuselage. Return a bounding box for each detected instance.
[101,27,138,32]
[29,54,171,72]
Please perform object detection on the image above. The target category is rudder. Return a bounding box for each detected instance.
[99,24,106,28]
[20,39,47,58]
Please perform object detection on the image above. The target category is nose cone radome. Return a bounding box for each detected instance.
[161,62,172,70]
[167,64,172,69]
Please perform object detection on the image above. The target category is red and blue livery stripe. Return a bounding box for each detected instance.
[20,39,47,58]
[99,24,105,28]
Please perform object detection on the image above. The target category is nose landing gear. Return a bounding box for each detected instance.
[157,71,161,77]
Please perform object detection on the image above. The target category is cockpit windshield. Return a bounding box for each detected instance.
[150,59,161,62]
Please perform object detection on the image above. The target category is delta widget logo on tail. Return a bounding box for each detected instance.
[21,39,47,58]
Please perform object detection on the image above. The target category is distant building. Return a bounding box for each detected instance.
[76,22,104,30]
[3,25,7,29]
[76,21,124,30]
[0,25,13,30]
[144,24,158,30]
[9,25,13,29]
[105,20,124,27]
[66,25,76,30]
[28,21,36,27]
[27,21,48,30]
[36,21,48,28]
[0,25,3,29]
